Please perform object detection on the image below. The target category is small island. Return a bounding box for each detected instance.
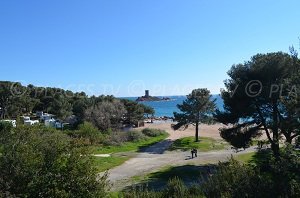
[136,90,171,102]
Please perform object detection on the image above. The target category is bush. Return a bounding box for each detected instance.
[127,131,148,142]
[0,125,109,197]
[163,177,188,198]
[0,121,13,144]
[122,185,162,198]
[122,177,203,198]
[142,128,165,137]
[102,131,148,146]
[66,122,104,146]
[77,122,103,145]
[267,145,300,197]
[201,158,273,198]
[103,132,129,146]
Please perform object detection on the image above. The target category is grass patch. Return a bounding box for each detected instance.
[93,155,130,172]
[92,133,168,154]
[169,136,228,152]
[235,149,273,166]
[235,152,256,163]
[92,129,169,171]
[108,191,122,198]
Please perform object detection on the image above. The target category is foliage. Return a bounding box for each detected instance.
[85,100,127,131]
[73,121,103,145]
[102,131,129,146]
[162,177,188,198]
[173,88,216,142]
[258,145,300,197]
[0,82,154,131]
[92,130,168,154]
[219,124,261,150]
[169,137,227,152]
[121,99,155,126]
[143,105,155,116]
[0,121,13,144]
[201,158,272,198]
[122,185,162,198]
[205,147,300,197]
[296,136,300,147]
[142,128,166,137]
[0,125,109,197]
[122,176,203,198]
[127,130,148,142]
[215,52,300,158]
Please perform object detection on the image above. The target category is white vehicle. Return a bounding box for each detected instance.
[1,120,17,127]
[24,120,39,126]
[41,113,54,121]
[23,116,30,121]
[45,118,56,127]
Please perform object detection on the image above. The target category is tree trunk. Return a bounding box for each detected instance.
[272,100,280,159]
[286,135,292,144]
[195,122,199,142]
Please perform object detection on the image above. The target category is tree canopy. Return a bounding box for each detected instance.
[0,81,154,131]
[215,52,300,157]
[172,88,216,142]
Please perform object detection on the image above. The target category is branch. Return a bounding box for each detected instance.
[255,104,274,144]
[291,133,299,140]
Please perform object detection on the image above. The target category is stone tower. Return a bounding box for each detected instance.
[145,90,149,97]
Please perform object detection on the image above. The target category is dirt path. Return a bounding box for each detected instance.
[108,145,256,190]
[106,123,257,190]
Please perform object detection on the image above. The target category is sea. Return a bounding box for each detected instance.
[122,95,224,118]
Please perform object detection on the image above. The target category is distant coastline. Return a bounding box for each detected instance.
[135,90,171,102]
[120,94,223,118]
[136,96,172,102]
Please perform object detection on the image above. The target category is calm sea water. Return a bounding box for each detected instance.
[122,95,224,117]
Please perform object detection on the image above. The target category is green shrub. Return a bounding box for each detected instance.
[163,177,187,198]
[201,158,273,198]
[102,132,128,146]
[127,131,148,142]
[102,131,148,146]
[142,128,165,137]
[65,122,104,146]
[268,145,300,197]
[0,121,13,144]
[122,185,162,198]
[122,177,202,198]
[0,125,109,197]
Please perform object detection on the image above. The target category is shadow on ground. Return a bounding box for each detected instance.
[137,139,174,154]
[248,148,273,172]
[124,164,218,191]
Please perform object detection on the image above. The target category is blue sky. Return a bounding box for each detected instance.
[1,0,300,97]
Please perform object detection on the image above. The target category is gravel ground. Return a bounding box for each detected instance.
[106,122,258,190]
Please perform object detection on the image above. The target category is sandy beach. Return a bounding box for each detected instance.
[138,121,270,141]
[137,121,225,140]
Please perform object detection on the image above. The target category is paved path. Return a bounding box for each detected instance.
[106,136,257,190]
